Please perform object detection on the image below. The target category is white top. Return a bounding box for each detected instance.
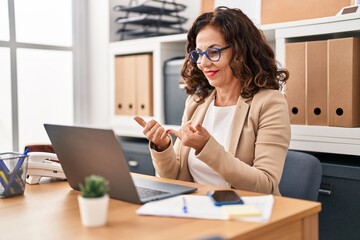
[188,100,236,187]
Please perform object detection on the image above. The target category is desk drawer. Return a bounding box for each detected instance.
[118,137,155,176]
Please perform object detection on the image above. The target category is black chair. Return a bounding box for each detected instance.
[279,150,322,201]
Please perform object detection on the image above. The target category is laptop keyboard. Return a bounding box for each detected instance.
[136,186,170,199]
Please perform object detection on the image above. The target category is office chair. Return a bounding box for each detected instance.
[279,150,322,201]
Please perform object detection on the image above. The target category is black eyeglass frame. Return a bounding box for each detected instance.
[189,45,231,64]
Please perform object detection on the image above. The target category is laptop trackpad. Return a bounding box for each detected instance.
[133,177,181,193]
[132,176,197,202]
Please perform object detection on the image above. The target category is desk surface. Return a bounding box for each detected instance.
[0,175,321,240]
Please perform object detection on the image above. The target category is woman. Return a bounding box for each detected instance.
[134,6,290,195]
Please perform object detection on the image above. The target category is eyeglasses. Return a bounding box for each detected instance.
[189,45,231,64]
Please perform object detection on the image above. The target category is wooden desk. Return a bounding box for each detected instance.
[0,175,321,240]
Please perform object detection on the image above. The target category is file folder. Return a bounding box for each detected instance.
[285,42,306,124]
[306,40,328,126]
[328,37,360,127]
[115,55,137,115]
[136,54,153,116]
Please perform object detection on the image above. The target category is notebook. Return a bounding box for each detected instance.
[44,124,197,204]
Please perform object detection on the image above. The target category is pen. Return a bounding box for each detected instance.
[0,158,10,189]
[0,154,11,174]
[0,154,15,193]
[182,197,188,214]
[0,170,15,194]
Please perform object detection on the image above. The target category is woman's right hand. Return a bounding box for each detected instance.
[133,116,171,151]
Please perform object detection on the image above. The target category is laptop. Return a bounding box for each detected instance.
[44,123,197,204]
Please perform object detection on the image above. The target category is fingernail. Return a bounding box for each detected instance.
[166,129,170,134]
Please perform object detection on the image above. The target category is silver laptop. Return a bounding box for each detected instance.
[44,124,197,204]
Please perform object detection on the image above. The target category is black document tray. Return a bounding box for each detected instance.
[115,15,187,26]
[116,27,186,37]
[113,0,186,15]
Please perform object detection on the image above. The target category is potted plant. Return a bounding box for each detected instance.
[77,175,110,227]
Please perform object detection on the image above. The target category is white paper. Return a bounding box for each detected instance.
[136,194,274,223]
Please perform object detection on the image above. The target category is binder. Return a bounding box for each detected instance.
[306,40,328,126]
[200,0,214,13]
[328,37,360,127]
[285,42,306,124]
[114,55,137,115]
[114,53,153,116]
[136,54,153,116]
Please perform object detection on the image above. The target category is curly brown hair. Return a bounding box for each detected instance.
[181,6,289,101]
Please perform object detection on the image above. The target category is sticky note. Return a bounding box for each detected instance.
[221,204,262,218]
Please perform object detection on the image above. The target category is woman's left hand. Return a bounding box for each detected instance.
[168,121,210,153]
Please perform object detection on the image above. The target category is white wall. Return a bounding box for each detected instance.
[87,1,111,127]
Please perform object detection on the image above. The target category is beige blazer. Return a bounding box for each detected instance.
[151,89,291,195]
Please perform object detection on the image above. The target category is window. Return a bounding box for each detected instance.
[0,0,9,41]
[17,48,74,148]
[14,0,72,46]
[0,0,85,152]
[0,47,12,151]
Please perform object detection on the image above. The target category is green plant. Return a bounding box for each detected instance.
[79,175,109,198]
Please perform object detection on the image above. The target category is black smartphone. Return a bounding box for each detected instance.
[208,190,244,206]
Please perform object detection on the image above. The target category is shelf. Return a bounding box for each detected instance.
[109,33,187,129]
[290,125,360,156]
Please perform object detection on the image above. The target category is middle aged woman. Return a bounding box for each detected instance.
[134,6,291,195]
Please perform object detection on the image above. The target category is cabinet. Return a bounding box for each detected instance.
[118,137,155,176]
[319,160,360,240]
[308,151,360,240]
[109,14,360,156]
